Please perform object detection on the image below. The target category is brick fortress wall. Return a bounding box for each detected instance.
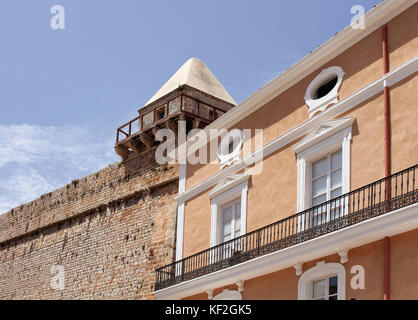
[0,149,179,299]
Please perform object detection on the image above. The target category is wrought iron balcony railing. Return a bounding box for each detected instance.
[155,164,418,291]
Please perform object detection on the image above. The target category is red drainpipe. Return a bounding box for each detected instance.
[382,25,390,301]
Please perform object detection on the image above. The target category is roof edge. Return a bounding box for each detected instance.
[206,0,415,132]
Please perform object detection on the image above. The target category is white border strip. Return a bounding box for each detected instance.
[175,164,187,261]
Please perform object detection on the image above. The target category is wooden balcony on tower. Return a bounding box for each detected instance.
[114,58,236,161]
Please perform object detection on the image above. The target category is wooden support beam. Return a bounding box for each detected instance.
[192,118,200,129]
[165,119,178,133]
[115,145,130,161]
[127,139,142,154]
[152,126,160,136]
[179,112,186,121]
[139,132,154,149]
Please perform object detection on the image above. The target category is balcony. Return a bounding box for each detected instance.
[155,164,418,291]
[114,85,235,161]
[116,94,227,145]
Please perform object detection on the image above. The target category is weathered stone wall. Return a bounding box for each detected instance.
[0,150,179,299]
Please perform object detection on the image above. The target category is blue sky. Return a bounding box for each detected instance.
[0,0,382,213]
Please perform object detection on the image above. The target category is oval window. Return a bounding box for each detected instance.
[315,76,338,99]
[305,66,344,118]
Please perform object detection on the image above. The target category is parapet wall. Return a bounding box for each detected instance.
[0,150,179,299]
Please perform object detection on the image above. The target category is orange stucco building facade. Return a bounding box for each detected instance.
[154,0,418,300]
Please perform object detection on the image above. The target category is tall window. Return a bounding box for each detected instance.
[221,198,241,243]
[311,149,342,225]
[312,149,342,206]
[219,198,242,259]
[295,118,353,229]
[312,275,338,300]
[209,174,249,252]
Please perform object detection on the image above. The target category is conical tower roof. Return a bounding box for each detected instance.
[144,57,236,107]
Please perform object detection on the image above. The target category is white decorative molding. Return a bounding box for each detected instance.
[210,175,249,247]
[209,174,250,199]
[236,280,244,292]
[155,202,418,299]
[305,66,344,118]
[175,56,418,205]
[213,289,242,300]
[294,262,303,276]
[217,129,243,169]
[294,117,355,154]
[338,249,349,264]
[296,118,353,212]
[298,261,346,300]
[206,289,214,300]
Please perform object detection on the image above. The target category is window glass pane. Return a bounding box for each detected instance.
[329,295,338,300]
[312,194,327,206]
[331,187,342,200]
[331,169,342,189]
[312,279,326,299]
[315,76,338,99]
[312,157,327,179]
[331,150,342,170]
[329,276,338,295]
[220,200,241,244]
[223,206,232,222]
[228,140,234,154]
[223,221,231,236]
[235,202,241,218]
[312,176,327,197]
[234,217,241,231]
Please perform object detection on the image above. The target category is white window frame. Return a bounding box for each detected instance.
[209,175,249,248]
[298,261,346,300]
[295,118,353,213]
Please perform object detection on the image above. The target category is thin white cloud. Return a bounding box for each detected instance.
[0,168,56,213]
[0,124,116,169]
[0,197,17,216]
[0,124,119,214]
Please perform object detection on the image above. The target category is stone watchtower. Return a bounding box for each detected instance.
[114,57,236,161]
[0,58,235,300]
